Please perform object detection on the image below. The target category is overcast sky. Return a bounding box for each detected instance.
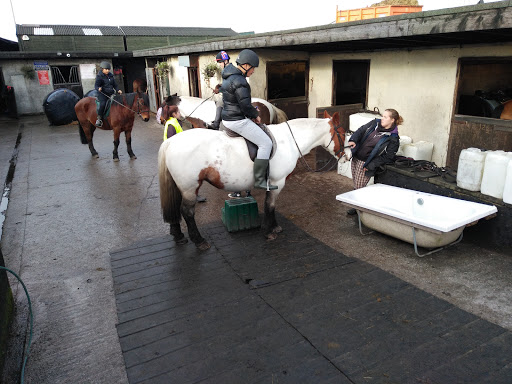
[0,0,505,42]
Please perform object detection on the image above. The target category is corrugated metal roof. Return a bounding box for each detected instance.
[119,26,238,37]
[16,24,237,37]
[17,24,123,36]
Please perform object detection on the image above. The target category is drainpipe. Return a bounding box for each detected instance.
[118,26,127,51]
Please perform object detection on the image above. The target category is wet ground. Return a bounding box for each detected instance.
[1,114,511,383]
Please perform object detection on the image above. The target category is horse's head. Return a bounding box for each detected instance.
[323,110,352,162]
[165,93,181,106]
[137,92,151,122]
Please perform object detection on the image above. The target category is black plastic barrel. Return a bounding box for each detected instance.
[42,88,80,125]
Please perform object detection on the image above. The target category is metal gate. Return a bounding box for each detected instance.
[51,65,83,97]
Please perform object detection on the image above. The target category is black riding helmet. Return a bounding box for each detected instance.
[100,61,111,70]
[236,49,259,76]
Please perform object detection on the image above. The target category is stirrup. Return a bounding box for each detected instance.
[228,192,242,198]
[95,119,103,127]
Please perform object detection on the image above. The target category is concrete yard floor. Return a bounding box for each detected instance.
[0,114,511,383]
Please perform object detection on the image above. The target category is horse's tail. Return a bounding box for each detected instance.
[78,122,88,144]
[273,106,289,123]
[158,140,182,224]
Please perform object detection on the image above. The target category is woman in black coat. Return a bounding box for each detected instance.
[347,108,403,215]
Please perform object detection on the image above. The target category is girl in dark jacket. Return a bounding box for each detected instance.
[348,109,402,192]
[94,61,122,127]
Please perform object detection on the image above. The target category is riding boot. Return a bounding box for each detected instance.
[95,115,103,127]
[207,106,222,130]
[253,159,278,190]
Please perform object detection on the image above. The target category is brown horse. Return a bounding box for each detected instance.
[183,116,207,129]
[132,78,147,93]
[75,92,150,161]
[501,99,512,120]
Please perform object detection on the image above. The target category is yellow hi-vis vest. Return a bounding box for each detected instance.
[163,117,183,140]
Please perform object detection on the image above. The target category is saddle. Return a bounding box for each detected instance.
[220,123,277,161]
[95,95,115,118]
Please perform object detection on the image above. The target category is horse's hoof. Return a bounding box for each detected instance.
[266,232,278,241]
[113,158,120,162]
[92,154,99,158]
[175,237,188,245]
[196,241,211,251]
[272,226,283,234]
[130,155,137,160]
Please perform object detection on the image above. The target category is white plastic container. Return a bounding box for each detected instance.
[456,148,488,191]
[396,135,412,156]
[402,141,434,161]
[400,136,412,146]
[349,112,379,133]
[480,151,510,199]
[503,158,512,204]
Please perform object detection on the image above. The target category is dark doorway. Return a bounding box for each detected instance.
[333,61,369,107]
[267,60,308,119]
[188,56,200,97]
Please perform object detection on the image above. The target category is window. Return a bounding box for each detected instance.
[267,61,307,100]
[456,58,512,119]
[333,60,369,106]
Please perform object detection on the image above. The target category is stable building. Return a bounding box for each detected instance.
[0,24,238,115]
[136,1,512,170]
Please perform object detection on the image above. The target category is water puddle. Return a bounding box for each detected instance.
[0,131,22,241]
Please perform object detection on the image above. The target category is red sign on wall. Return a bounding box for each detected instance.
[38,70,50,85]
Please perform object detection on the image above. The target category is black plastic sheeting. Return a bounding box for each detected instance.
[42,88,80,125]
[84,89,100,98]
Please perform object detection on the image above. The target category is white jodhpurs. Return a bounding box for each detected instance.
[222,118,272,159]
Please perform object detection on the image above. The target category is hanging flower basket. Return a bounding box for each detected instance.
[156,61,170,80]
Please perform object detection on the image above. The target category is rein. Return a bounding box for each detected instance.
[98,90,148,116]
[285,121,351,173]
[183,94,215,119]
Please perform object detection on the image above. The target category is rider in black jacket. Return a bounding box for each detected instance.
[220,49,277,191]
[94,61,122,127]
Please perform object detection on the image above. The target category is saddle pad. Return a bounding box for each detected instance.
[221,123,277,161]
[95,95,114,118]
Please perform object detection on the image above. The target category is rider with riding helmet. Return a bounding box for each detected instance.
[206,50,231,130]
[94,61,122,127]
[221,49,277,191]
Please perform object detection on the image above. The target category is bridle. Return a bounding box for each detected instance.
[285,120,351,173]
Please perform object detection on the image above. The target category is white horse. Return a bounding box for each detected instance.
[177,96,288,125]
[158,111,349,250]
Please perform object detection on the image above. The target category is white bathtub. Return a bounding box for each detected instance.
[336,184,498,255]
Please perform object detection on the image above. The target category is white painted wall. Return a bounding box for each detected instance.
[2,59,103,115]
[2,60,53,114]
[168,57,191,97]
[310,43,512,166]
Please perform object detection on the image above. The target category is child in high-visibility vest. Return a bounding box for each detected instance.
[162,104,207,203]
[163,105,183,140]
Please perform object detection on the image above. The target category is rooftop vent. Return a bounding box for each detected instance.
[33,27,54,35]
